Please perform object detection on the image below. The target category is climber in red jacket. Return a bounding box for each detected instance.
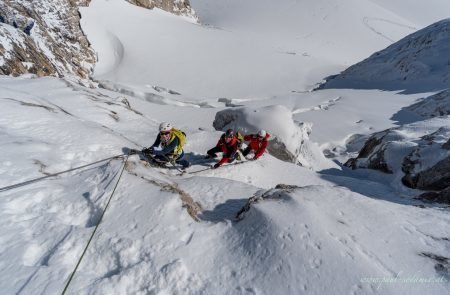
[242,130,270,160]
[206,129,240,168]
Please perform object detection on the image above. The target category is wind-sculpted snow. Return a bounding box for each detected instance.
[98,80,214,108]
[320,19,450,93]
[213,105,331,170]
[221,185,450,294]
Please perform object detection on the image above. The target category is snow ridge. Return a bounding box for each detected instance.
[320,19,450,93]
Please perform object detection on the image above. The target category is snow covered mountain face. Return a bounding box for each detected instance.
[0,0,95,80]
[1,0,450,294]
[319,18,450,93]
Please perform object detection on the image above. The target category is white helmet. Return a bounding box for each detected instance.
[258,129,267,138]
[159,122,172,132]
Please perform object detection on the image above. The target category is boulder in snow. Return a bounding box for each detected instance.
[418,187,450,204]
[345,118,450,201]
[213,105,329,169]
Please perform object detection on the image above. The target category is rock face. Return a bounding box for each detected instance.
[419,187,450,204]
[405,89,450,118]
[127,0,194,17]
[345,119,450,204]
[443,138,450,150]
[319,19,450,93]
[345,131,393,173]
[0,0,96,80]
[0,0,196,80]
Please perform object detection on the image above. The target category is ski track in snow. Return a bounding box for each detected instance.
[362,17,416,43]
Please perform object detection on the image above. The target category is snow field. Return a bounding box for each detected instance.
[1,0,450,292]
[1,76,448,294]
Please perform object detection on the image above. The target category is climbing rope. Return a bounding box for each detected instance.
[61,154,129,295]
[0,154,125,193]
[188,160,249,174]
[188,167,212,174]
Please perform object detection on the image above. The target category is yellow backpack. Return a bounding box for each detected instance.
[171,128,186,155]
[235,131,245,144]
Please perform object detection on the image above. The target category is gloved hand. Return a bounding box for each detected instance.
[213,163,220,169]
[252,157,258,161]
[142,147,154,154]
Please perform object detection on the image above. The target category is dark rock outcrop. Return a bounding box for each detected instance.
[418,187,450,204]
[403,156,450,190]
[346,121,450,202]
[344,130,393,173]
[0,0,95,80]
[443,138,450,150]
[236,184,298,221]
[127,0,195,17]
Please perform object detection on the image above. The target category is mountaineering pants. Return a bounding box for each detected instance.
[207,146,222,158]
[241,146,252,157]
[207,146,238,163]
[152,150,190,168]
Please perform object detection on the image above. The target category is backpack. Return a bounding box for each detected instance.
[235,131,245,147]
[171,129,186,155]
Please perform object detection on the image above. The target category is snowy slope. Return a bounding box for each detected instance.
[1,75,449,294]
[80,0,430,99]
[320,19,450,93]
[367,0,450,26]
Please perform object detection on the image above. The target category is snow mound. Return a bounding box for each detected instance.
[213,105,330,170]
[226,184,450,294]
[320,19,450,93]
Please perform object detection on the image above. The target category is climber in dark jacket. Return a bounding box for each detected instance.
[142,122,190,168]
[207,129,239,169]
